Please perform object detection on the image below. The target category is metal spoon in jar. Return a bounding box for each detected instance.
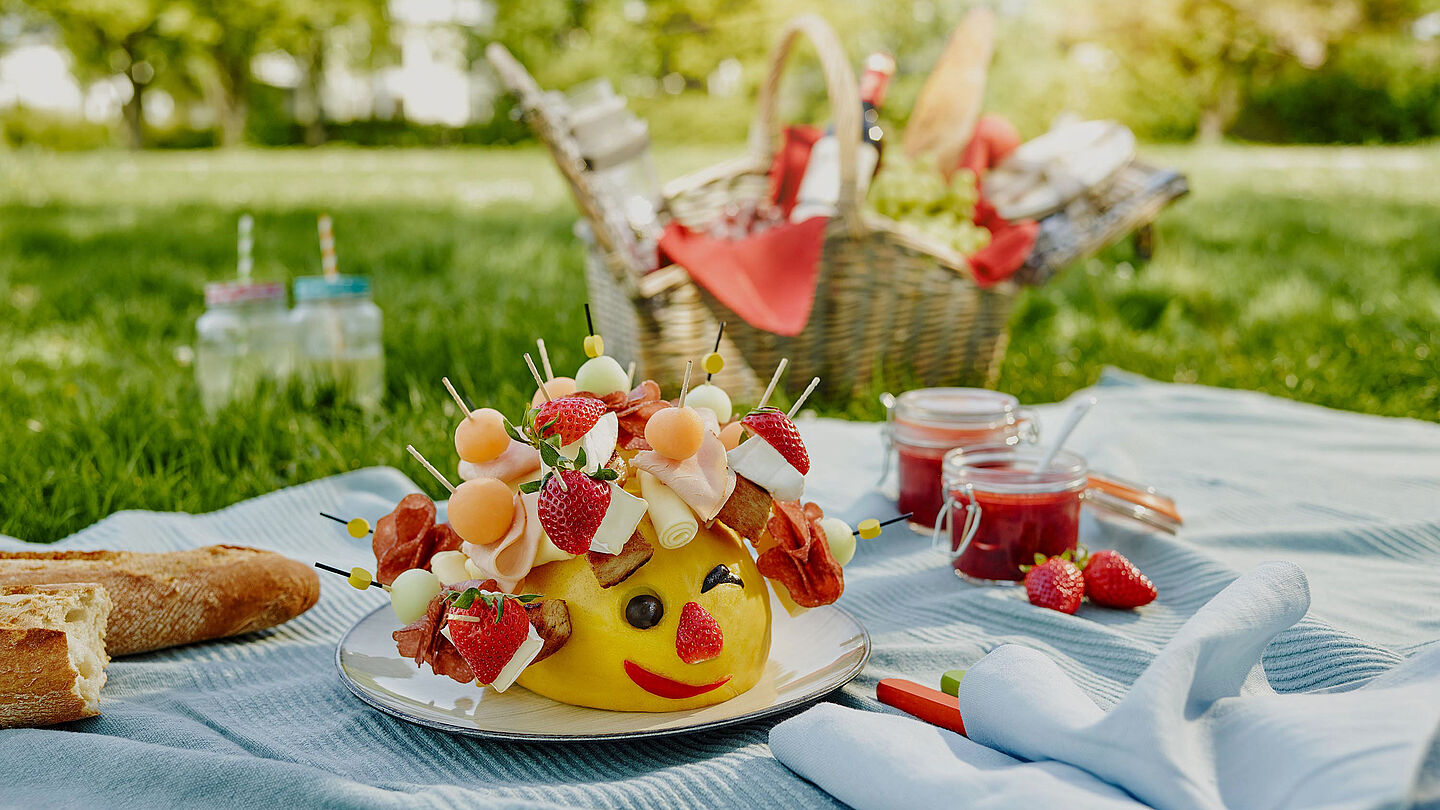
[1033,396,1098,475]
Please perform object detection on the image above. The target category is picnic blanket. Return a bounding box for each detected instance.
[4,368,1439,809]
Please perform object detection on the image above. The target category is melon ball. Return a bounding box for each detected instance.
[530,377,577,408]
[455,407,510,464]
[685,383,732,423]
[390,568,442,624]
[819,517,856,566]
[719,421,745,451]
[645,406,705,459]
[447,477,515,546]
[575,355,629,396]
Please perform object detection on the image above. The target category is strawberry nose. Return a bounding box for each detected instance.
[675,602,723,664]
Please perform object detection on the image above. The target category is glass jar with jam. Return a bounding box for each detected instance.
[882,388,1039,531]
[935,444,1088,584]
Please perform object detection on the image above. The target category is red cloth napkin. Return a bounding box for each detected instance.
[956,115,1038,287]
[657,126,828,337]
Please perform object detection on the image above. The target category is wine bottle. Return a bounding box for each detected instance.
[791,52,896,222]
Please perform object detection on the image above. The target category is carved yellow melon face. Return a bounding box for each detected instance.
[516,520,772,712]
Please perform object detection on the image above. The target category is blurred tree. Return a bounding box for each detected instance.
[23,0,181,148]
[269,0,387,145]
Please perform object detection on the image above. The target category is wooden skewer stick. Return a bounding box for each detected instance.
[536,339,555,381]
[626,360,636,388]
[853,513,914,536]
[707,321,726,381]
[677,360,694,408]
[406,445,456,493]
[524,353,551,401]
[756,357,789,411]
[442,377,472,418]
[788,377,821,418]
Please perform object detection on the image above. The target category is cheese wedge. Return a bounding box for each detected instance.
[589,482,647,556]
[728,435,805,502]
[639,471,699,549]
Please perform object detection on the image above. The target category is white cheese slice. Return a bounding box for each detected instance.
[639,470,699,549]
[487,622,543,693]
[728,435,805,501]
[588,481,647,555]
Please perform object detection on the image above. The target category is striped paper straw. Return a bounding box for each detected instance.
[237,214,253,280]
[318,214,337,278]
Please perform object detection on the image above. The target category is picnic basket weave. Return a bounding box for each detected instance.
[488,15,1016,402]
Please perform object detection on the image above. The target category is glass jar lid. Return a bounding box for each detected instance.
[893,388,1023,448]
[294,274,371,302]
[943,444,1088,494]
[204,281,285,307]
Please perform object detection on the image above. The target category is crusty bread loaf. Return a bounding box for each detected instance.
[0,583,112,728]
[0,546,319,655]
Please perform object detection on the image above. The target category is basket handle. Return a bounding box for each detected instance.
[748,15,865,236]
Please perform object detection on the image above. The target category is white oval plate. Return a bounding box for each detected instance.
[336,594,871,741]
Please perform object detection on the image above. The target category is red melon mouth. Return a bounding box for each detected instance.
[623,661,732,699]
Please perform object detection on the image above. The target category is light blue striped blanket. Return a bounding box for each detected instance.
[4,369,1439,809]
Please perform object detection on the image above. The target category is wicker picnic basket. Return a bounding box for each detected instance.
[487,14,1016,402]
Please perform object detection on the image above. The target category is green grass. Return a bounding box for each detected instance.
[2,143,1438,542]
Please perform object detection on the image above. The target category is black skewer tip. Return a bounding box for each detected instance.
[584,303,595,336]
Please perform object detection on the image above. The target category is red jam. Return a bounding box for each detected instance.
[942,447,1088,583]
[888,388,1036,529]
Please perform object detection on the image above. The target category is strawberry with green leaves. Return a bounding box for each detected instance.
[1082,549,1158,608]
[444,587,541,686]
[1020,550,1085,615]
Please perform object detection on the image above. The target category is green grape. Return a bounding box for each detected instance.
[866,154,990,256]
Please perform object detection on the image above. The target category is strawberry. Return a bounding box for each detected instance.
[446,592,529,685]
[740,407,810,474]
[675,601,724,664]
[536,468,611,554]
[1082,550,1157,608]
[535,396,606,445]
[1022,553,1085,614]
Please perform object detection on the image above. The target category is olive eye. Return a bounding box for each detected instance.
[702,564,744,593]
[625,594,664,629]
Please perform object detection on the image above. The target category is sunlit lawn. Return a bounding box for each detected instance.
[2,142,1438,541]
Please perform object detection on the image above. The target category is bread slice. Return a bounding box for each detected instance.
[0,583,112,728]
[0,546,319,655]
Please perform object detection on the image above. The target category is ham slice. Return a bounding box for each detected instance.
[462,491,543,593]
[756,500,844,608]
[458,439,540,485]
[580,380,669,451]
[631,409,736,522]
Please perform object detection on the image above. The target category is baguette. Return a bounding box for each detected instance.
[0,546,319,655]
[0,583,112,728]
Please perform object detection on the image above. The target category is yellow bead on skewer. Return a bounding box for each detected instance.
[346,518,371,539]
[584,334,605,358]
[347,567,373,590]
[856,519,882,540]
[702,352,724,376]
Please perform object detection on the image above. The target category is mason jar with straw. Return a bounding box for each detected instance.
[289,214,385,408]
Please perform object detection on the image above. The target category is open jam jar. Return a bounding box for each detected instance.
[935,444,1088,584]
[882,389,1038,531]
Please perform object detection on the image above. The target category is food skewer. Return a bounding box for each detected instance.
[787,377,820,418]
[854,513,913,538]
[524,354,551,402]
[319,511,372,538]
[314,561,386,591]
[537,339,555,381]
[406,445,456,493]
[756,358,789,411]
[583,304,604,358]
[705,322,726,381]
[442,377,473,418]
[677,360,694,407]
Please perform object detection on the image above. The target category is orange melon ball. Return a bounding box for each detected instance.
[530,377,577,408]
[447,477,515,546]
[719,421,745,451]
[454,407,510,464]
[645,406,706,460]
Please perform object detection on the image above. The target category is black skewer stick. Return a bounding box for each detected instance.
[318,511,373,534]
[708,321,726,381]
[584,303,595,337]
[314,561,384,589]
[853,513,915,537]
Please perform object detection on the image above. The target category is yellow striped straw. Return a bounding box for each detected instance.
[318,214,337,278]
